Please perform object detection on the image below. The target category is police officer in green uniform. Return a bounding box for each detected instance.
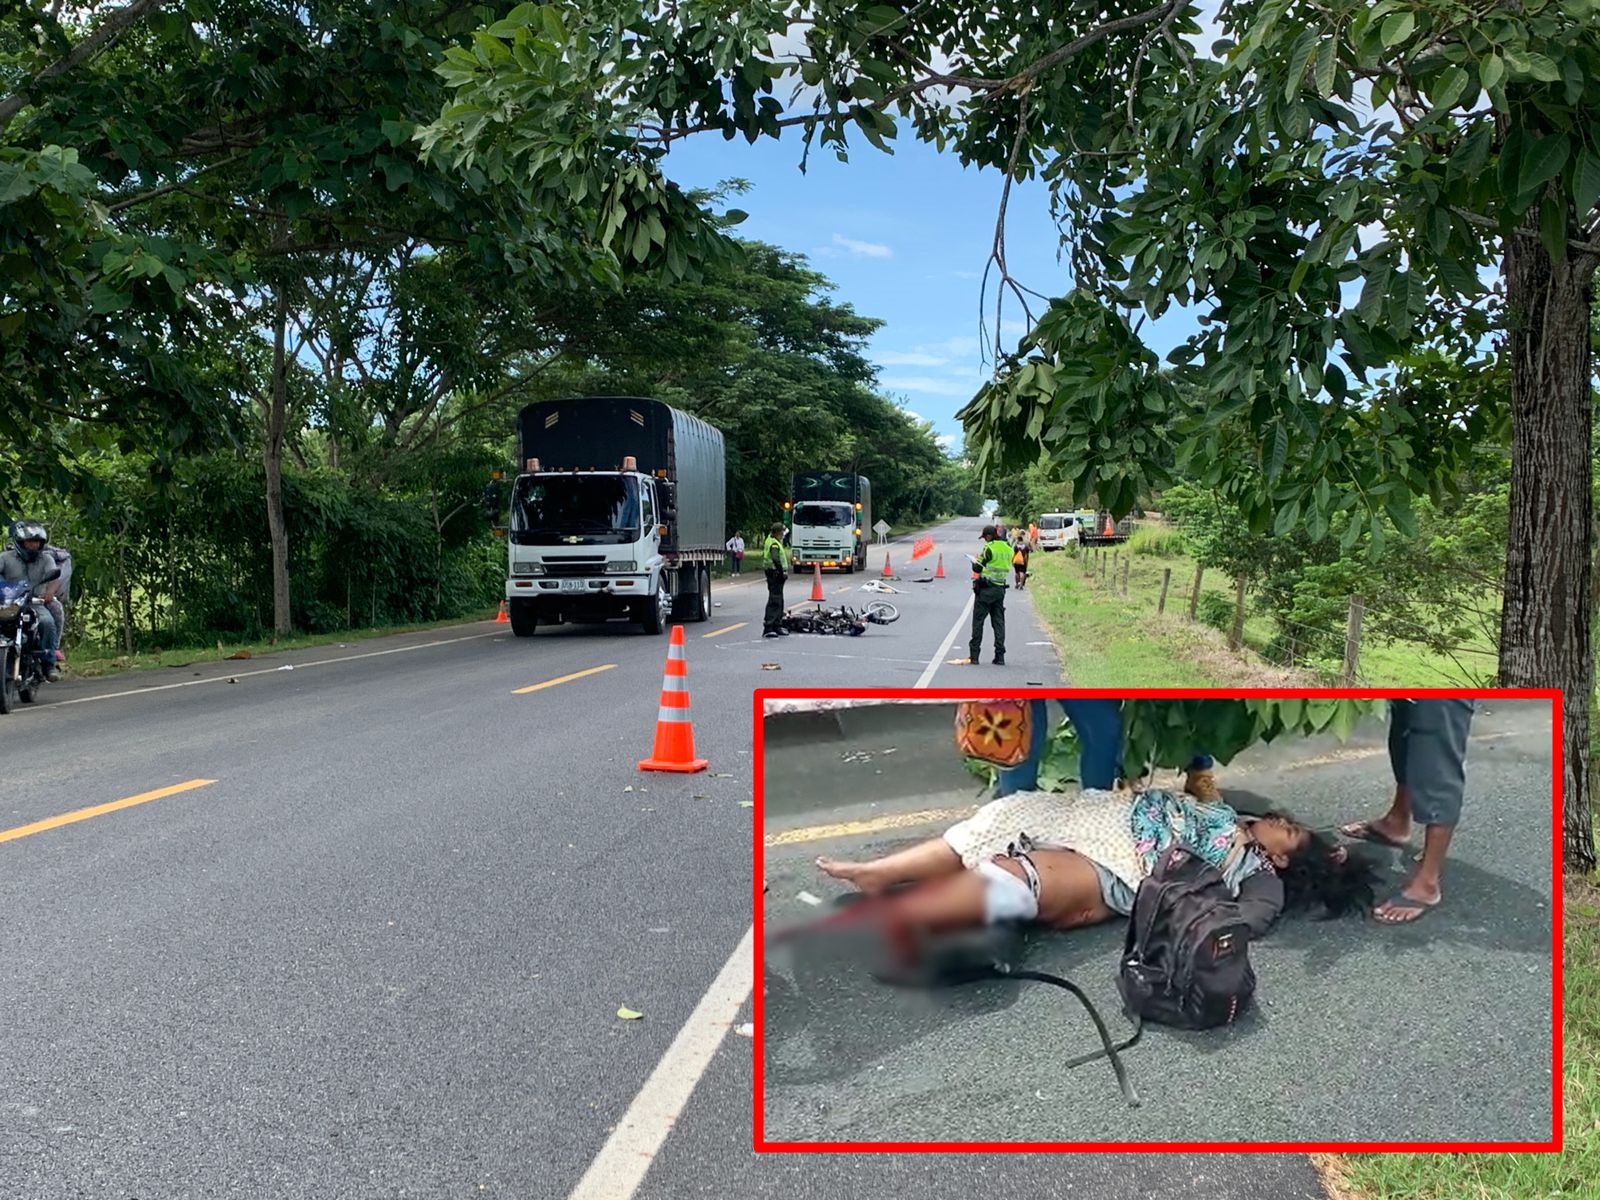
[762,522,790,638]
[969,524,1011,664]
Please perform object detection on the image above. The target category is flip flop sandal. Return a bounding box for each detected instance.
[1374,893,1440,924]
[1340,820,1411,850]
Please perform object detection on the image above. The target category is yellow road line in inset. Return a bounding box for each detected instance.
[0,779,217,845]
[764,806,977,848]
[703,622,748,639]
[513,664,616,694]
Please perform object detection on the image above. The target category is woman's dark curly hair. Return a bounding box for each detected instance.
[1266,811,1384,919]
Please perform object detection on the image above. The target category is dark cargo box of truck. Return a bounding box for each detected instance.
[516,396,726,556]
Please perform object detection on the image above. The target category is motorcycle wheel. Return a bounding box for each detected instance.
[0,649,15,714]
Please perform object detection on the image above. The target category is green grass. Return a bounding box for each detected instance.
[65,610,503,679]
[1321,874,1596,1199]
[1025,545,1232,686]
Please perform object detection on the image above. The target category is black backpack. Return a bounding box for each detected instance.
[1117,845,1257,1031]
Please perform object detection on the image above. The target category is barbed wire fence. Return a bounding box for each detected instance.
[1062,522,1501,687]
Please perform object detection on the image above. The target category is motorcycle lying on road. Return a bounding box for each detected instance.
[0,567,62,714]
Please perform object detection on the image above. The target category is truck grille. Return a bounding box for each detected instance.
[543,557,607,576]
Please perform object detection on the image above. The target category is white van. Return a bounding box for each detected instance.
[1035,512,1081,550]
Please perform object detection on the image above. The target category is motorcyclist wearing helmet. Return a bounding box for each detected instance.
[0,520,63,681]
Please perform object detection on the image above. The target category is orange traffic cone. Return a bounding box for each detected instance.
[934,553,945,579]
[1102,516,1115,537]
[882,550,893,578]
[810,562,825,603]
[495,600,510,624]
[639,626,708,773]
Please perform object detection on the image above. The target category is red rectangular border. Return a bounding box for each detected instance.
[752,686,1563,1154]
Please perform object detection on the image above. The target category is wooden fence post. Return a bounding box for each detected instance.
[1121,558,1130,596]
[1158,567,1172,613]
[1342,594,1365,685]
[1099,551,1107,585]
[1188,565,1204,619]
[1228,576,1247,650]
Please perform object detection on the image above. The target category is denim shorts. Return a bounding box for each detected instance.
[1091,860,1138,916]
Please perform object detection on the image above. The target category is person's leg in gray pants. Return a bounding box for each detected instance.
[1340,698,1475,922]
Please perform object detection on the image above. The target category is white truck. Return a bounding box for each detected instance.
[786,471,871,573]
[500,396,726,637]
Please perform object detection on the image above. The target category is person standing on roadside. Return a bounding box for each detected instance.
[726,531,745,576]
[1011,534,1031,590]
[967,523,1012,665]
[761,522,790,639]
[1339,698,1475,923]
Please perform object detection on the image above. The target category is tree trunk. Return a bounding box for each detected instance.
[266,286,293,637]
[1500,234,1597,876]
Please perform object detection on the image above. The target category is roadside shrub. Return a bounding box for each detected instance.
[1129,523,1184,557]
[1196,590,1235,632]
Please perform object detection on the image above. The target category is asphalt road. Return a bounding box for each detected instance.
[760,699,1557,1146]
[8,513,1534,1200]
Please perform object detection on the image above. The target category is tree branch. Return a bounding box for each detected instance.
[0,0,171,135]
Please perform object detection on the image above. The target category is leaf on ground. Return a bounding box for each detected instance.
[739,800,754,808]
[617,1007,643,1020]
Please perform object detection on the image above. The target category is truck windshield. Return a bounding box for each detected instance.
[1039,514,1071,530]
[511,475,642,545]
[793,503,853,528]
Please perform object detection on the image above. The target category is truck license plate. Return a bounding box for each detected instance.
[559,579,587,592]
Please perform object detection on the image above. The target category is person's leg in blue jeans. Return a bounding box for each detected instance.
[1340,698,1474,922]
[995,698,1123,796]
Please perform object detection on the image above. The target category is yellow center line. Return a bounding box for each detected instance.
[765,807,976,847]
[513,664,617,694]
[0,779,217,845]
[703,622,748,639]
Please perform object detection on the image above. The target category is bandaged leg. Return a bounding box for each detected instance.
[975,858,1040,923]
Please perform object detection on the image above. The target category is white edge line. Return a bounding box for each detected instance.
[562,524,966,1200]
[564,925,756,1200]
[53,630,506,707]
[915,595,975,689]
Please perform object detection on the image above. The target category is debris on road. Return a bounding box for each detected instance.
[617,1007,643,1020]
[796,891,822,907]
[736,1023,754,1038]
[739,801,754,808]
[762,663,782,670]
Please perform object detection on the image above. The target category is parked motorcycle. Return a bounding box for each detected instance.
[0,566,61,713]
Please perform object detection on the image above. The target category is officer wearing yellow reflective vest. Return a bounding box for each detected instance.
[968,524,1012,665]
[762,522,791,639]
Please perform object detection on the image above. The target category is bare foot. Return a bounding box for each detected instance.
[816,856,886,893]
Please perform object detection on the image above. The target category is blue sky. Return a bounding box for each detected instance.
[659,132,1081,454]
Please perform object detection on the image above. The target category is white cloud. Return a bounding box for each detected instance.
[935,433,959,449]
[880,375,981,397]
[833,233,893,258]
[877,350,949,366]
[952,270,981,280]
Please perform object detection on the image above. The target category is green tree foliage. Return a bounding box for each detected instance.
[518,239,978,532]
[969,697,1387,789]
[421,0,1600,871]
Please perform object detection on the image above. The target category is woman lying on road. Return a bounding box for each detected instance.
[805,785,1380,955]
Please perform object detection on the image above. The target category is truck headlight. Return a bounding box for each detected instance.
[512,561,543,575]
[605,561,637,573]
